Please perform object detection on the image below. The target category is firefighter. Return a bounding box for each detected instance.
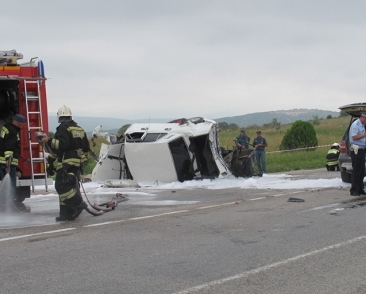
[41,105,90,221]
[0,114,25,193]
[326,143,340,171]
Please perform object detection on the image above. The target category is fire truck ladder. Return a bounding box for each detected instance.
[24,79,49,193]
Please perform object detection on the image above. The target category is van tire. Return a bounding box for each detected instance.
[340,170,351,183]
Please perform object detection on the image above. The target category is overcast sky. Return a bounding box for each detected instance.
[4,1,366,120]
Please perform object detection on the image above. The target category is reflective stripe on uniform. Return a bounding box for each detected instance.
[0,155,18,165]
[4,151,13,157]
[327,161,338,166]
[80,154,87,163]
[50,138,60,150]
[59,188,77,202]
[55,162,63,170]
[0,126,9,138]
[67,126,86,139]
[48,153,57,160]
[63,158,82,166]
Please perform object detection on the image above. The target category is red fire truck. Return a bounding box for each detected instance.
[0,49,52,202]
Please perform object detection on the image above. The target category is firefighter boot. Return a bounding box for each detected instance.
[55,205,68,221]
[71,202,87,219]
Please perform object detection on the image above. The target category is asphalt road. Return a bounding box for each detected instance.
[1,169,366,294]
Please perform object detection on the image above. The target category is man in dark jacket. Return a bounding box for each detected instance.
[41,105,90,221]
[236,130,250,149]
[0,114,25,192]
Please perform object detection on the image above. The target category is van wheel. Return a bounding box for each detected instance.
[340,170,351,183]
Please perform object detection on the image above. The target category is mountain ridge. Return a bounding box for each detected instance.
[215,108,339,127]
[48,108,340,133]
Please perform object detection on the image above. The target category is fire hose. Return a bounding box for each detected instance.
[77,177,129,216]
[35,131,129,217]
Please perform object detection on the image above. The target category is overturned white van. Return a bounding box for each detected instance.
[92,117,231,184]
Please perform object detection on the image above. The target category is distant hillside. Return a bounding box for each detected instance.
[215,109,340,128]
[48,108,340,133]
[48,116,170,134]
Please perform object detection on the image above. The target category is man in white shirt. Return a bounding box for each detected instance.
[349,112,366,196]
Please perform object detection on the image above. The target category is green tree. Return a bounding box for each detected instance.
[218,122,229,130]
[270,118,281,129]
[312,115,320,125]
[326,114,332,119]
[280,120,318,150]
[118,124,131,135]
[228,123,239,131]
[339,110,349,117]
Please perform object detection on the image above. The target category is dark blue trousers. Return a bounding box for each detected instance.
[350,148,365,194]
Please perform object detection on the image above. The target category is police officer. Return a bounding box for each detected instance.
[41,106,90,221]
[236,130,250,149]
[325,143,340,171]
[0,114,25,192]
[349,112,366,196]
[253,130,267,176]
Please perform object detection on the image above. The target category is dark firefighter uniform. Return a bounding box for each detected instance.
[46,119,90,221]
[326,145,340,171]
[0,121,21,190]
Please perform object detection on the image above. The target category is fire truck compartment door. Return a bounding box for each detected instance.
[16,178,53,187]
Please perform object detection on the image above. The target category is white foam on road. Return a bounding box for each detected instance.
[144,174,348,190]
[30,173,349,199]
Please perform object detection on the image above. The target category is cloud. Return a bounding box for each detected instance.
[6,1,366,119]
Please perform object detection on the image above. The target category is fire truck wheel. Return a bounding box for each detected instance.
[15,196,26,203]
[15,186,31,203]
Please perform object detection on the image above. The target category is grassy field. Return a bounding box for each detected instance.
[219,116,351,173]
[84,116,351,175]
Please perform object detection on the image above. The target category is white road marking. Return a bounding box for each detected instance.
[128,210,189,220]
[0,190,308,239]
[0,228,76,242]
[249,190,304,201]
[84,190,306,228]
[197,202,236,209]
[173,235,366,294]
[83,210,189,227]
[272,190,304,197]
[84,220,127,227]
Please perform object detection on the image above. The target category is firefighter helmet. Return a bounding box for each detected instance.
[57,105,72,122]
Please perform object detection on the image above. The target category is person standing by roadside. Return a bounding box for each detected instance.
[236,130,250,149]
[253,130,267,176]
[349,113,366,196]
